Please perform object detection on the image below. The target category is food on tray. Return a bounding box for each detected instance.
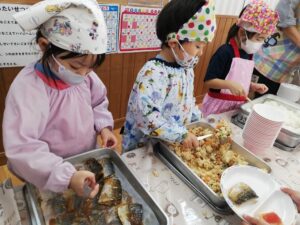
[263,100,300,134]
[228,182,258,205]
[98,176,122,206]
[118,203,143,225]
[99,157,115,179]
[84,158,104,183]
[44,157,144,225]
[170,120,248,194]
[260,212,283,225]
[246,99,300,134]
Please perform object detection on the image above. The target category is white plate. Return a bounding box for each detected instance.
[220,165,297,225]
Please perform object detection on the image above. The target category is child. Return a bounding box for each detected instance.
[122,0,217,152]
[2,0,117,198]
[202,0,279,117]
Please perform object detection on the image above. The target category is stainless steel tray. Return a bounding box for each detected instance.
[240,94,300,147]
[154,146,233,215]
[157,122,271,208]
[24,148,169,225]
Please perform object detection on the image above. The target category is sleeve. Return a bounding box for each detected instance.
[276,0,298,28]
[191,101,202,122]
[134,62,188,143]
[88,73,114,132]
[3,75,76,192]
[204,45,233,81]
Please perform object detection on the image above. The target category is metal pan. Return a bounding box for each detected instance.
[24,148,169,225]
[241,94,300,147]
[157,122,271,208]
[154,146,233,215]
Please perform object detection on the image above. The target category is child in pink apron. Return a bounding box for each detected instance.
[3,0,117,198]
[202,0,279,117]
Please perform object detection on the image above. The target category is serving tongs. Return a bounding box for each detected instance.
[197,134,213,141]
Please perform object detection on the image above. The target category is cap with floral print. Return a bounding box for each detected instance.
[166,0,216,43]
[13,0,107,54]
[237,0,279,35]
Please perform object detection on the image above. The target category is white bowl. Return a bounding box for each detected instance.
[277,83,300,102]
[253,104,286,123]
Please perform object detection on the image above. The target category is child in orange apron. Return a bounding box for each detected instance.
[202,0,279,117]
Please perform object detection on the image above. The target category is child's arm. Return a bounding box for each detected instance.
[205,79,246,96]
[250,82,269,94]
[204,45,246,96]
[88,73,117,148]
[132,64,194,145]
[276,0,300,48]
[3,82,76,193]
[136,88,188,143]
[89,73,114,131]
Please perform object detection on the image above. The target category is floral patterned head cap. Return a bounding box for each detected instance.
[13,0,107,54]
[166,0,217,43]
[237,0,279,35]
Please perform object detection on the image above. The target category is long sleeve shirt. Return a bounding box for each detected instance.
[2,62,113,192]
[122,57,201,152]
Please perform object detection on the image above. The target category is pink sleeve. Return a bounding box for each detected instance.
[88,73,114,132]
[2,73,76,193]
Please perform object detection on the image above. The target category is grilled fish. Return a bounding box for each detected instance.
[228,182,258,205]
[98,157,115,179]
[98,176,122,206]
[84,158,104,183]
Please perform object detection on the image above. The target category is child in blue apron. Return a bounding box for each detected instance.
[202,0,279,117]
[122,0,217,151]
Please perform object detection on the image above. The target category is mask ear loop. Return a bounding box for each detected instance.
[176,41,191,59]
[51,54,69,75]
[244,30,249,41]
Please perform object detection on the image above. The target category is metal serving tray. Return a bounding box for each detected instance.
[24,148,169,225]
[241,94,300,147]
[157,122,271,208]
[154,146,233,215]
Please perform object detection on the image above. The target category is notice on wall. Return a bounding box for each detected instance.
[0,4,40,68]
[99,4,120,53]
[119,6,162,53]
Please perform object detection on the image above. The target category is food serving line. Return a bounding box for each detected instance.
[14,95,300,225]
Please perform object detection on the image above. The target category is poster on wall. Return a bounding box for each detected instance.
[0,4,40,68]
[99,4,120,53]
[119,6,162,53]
[128,0,163,7]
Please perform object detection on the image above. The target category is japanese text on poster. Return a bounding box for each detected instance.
[99,4,120,53]
[0,4,40,68]
[119,6,161,52]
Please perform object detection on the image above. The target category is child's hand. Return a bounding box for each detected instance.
[250,83,269,94]
[281,187,300,212]
[228,81,246,96]
[100,127,118,148]
[69,170,99,198]
[182,132,199,149]
[242,215,270,225]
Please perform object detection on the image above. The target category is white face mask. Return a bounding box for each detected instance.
[171,42,199,69]
[50,55,86,85]
[241,32,263,54]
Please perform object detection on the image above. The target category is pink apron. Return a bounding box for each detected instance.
[202,38,254,117]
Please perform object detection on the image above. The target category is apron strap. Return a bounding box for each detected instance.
[230,38,253,59]
[229,38,241,58]
[208,91,247,102]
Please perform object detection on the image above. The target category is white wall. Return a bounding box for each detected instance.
[215,0,245,16]
[215,0,280,16]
